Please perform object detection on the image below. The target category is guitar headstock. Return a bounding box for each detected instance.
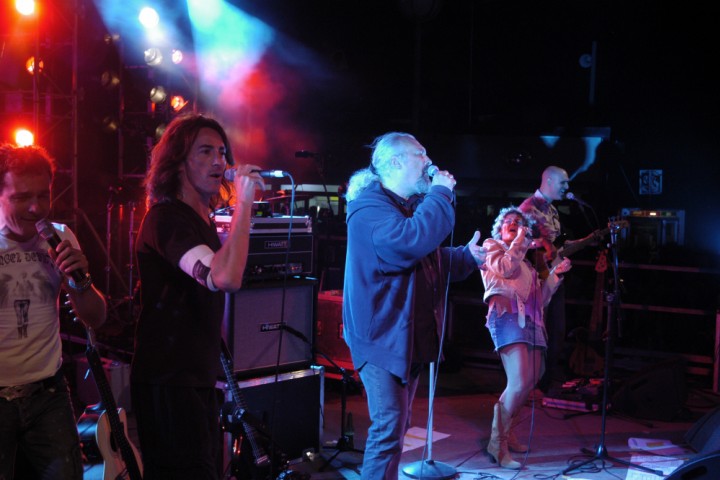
[608,217,629,232]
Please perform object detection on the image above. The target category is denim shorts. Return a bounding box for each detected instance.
[486,310,548,351]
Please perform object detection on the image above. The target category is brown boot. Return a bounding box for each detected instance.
[507,414,528,453]
[487,402,521,469]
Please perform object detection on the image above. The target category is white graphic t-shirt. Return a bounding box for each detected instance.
[0,223,78,386]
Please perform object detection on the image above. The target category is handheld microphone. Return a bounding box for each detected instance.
[224,169,288,181]
[427,165,440,177]
[566,192,591,208]
[35,219,86,283]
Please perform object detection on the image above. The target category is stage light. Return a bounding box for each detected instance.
[171,49,184,65]
[149,86,167,104]
[14,129,34,146]
[138,7,159,29]
[103,33,120,45]
[102,116,120,133]
[170,95,188,112]
[25,57,44,75]
[15,0,35,16]
[144,47,163,66]
[100,70,120,90]
[155,123,167,140]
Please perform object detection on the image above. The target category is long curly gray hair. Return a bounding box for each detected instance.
[490,206,536,240]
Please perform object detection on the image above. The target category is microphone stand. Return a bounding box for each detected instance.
[278,325,364,470]
[401,362,456,480]
[562,222,663,477]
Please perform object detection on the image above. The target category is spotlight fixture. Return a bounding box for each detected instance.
[103,33,120,45]
[100,70,120,90]
[149,86,167,104]
[138,7,160,29]
[171,49,184,65]
[25,56,43,74]
[144,47,163,66]
[155,123,167,140]
[102,116,120,133]
[170,95,188,112]
[15,0,35,16]
[14,128,34,146]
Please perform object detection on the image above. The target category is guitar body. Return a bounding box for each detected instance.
[78,406,144,480]
[96,408,144,480]
[78,327,144,480]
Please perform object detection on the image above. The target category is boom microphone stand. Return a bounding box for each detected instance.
[277,325,364,470]
[563,222,663,477]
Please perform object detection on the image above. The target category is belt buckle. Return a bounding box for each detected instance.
[0,383,42,401]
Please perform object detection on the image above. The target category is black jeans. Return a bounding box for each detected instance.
[0,372,83,480]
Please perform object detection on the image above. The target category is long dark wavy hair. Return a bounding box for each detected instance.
[145,114,235,208]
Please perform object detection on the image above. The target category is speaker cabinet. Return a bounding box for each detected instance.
[315,290,354,375]
[220,366,324,462]
[666,452,720,480]
[224,279,316,376]
[611,358,687,421]
[685,406,720,454]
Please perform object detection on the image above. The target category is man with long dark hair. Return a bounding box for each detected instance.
[132,114,264,479]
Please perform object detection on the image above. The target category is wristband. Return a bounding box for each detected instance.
[68,273,93,292]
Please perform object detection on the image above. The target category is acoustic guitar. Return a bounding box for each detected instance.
[77,327,143,480]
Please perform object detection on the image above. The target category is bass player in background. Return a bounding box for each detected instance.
[0,143,107,480]
[519,165,573,390]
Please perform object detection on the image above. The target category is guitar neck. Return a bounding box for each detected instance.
[220,345,270,467]
[558,227,609,258]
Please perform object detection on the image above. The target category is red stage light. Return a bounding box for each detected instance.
[14,129,34,146]
[170,95,188,112]
[25,56,43,74]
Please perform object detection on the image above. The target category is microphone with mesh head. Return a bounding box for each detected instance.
[224,169,287,181]
[566,192,591,208]
[427,165,440,177]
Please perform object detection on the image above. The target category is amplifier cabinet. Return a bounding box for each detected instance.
[315,290,355,377]
[246,233,314,280]
[219,366,324,462]
[223,279,316,376]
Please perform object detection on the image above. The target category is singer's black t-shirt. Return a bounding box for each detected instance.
[132,199,224,387]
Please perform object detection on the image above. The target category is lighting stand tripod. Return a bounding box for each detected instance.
[563,223,663,477]
[402,362,455,480]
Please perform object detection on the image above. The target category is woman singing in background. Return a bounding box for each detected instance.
[479,206,571,469]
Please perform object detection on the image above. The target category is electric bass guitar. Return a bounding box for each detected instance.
[77,327,143,480]
[219,340,287,480]
[534,219,628,279]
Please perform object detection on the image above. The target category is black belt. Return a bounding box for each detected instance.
[0,371,63,401]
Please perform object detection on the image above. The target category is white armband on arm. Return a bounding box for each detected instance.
[179,245,219,291]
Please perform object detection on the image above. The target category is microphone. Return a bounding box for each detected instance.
[566,192,592,208]
[35,219,86,283]
[427,165,440,177]
[224,169,288,181]
[294,150,317,158]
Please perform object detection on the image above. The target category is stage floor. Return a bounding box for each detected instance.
[82,364,718,480]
